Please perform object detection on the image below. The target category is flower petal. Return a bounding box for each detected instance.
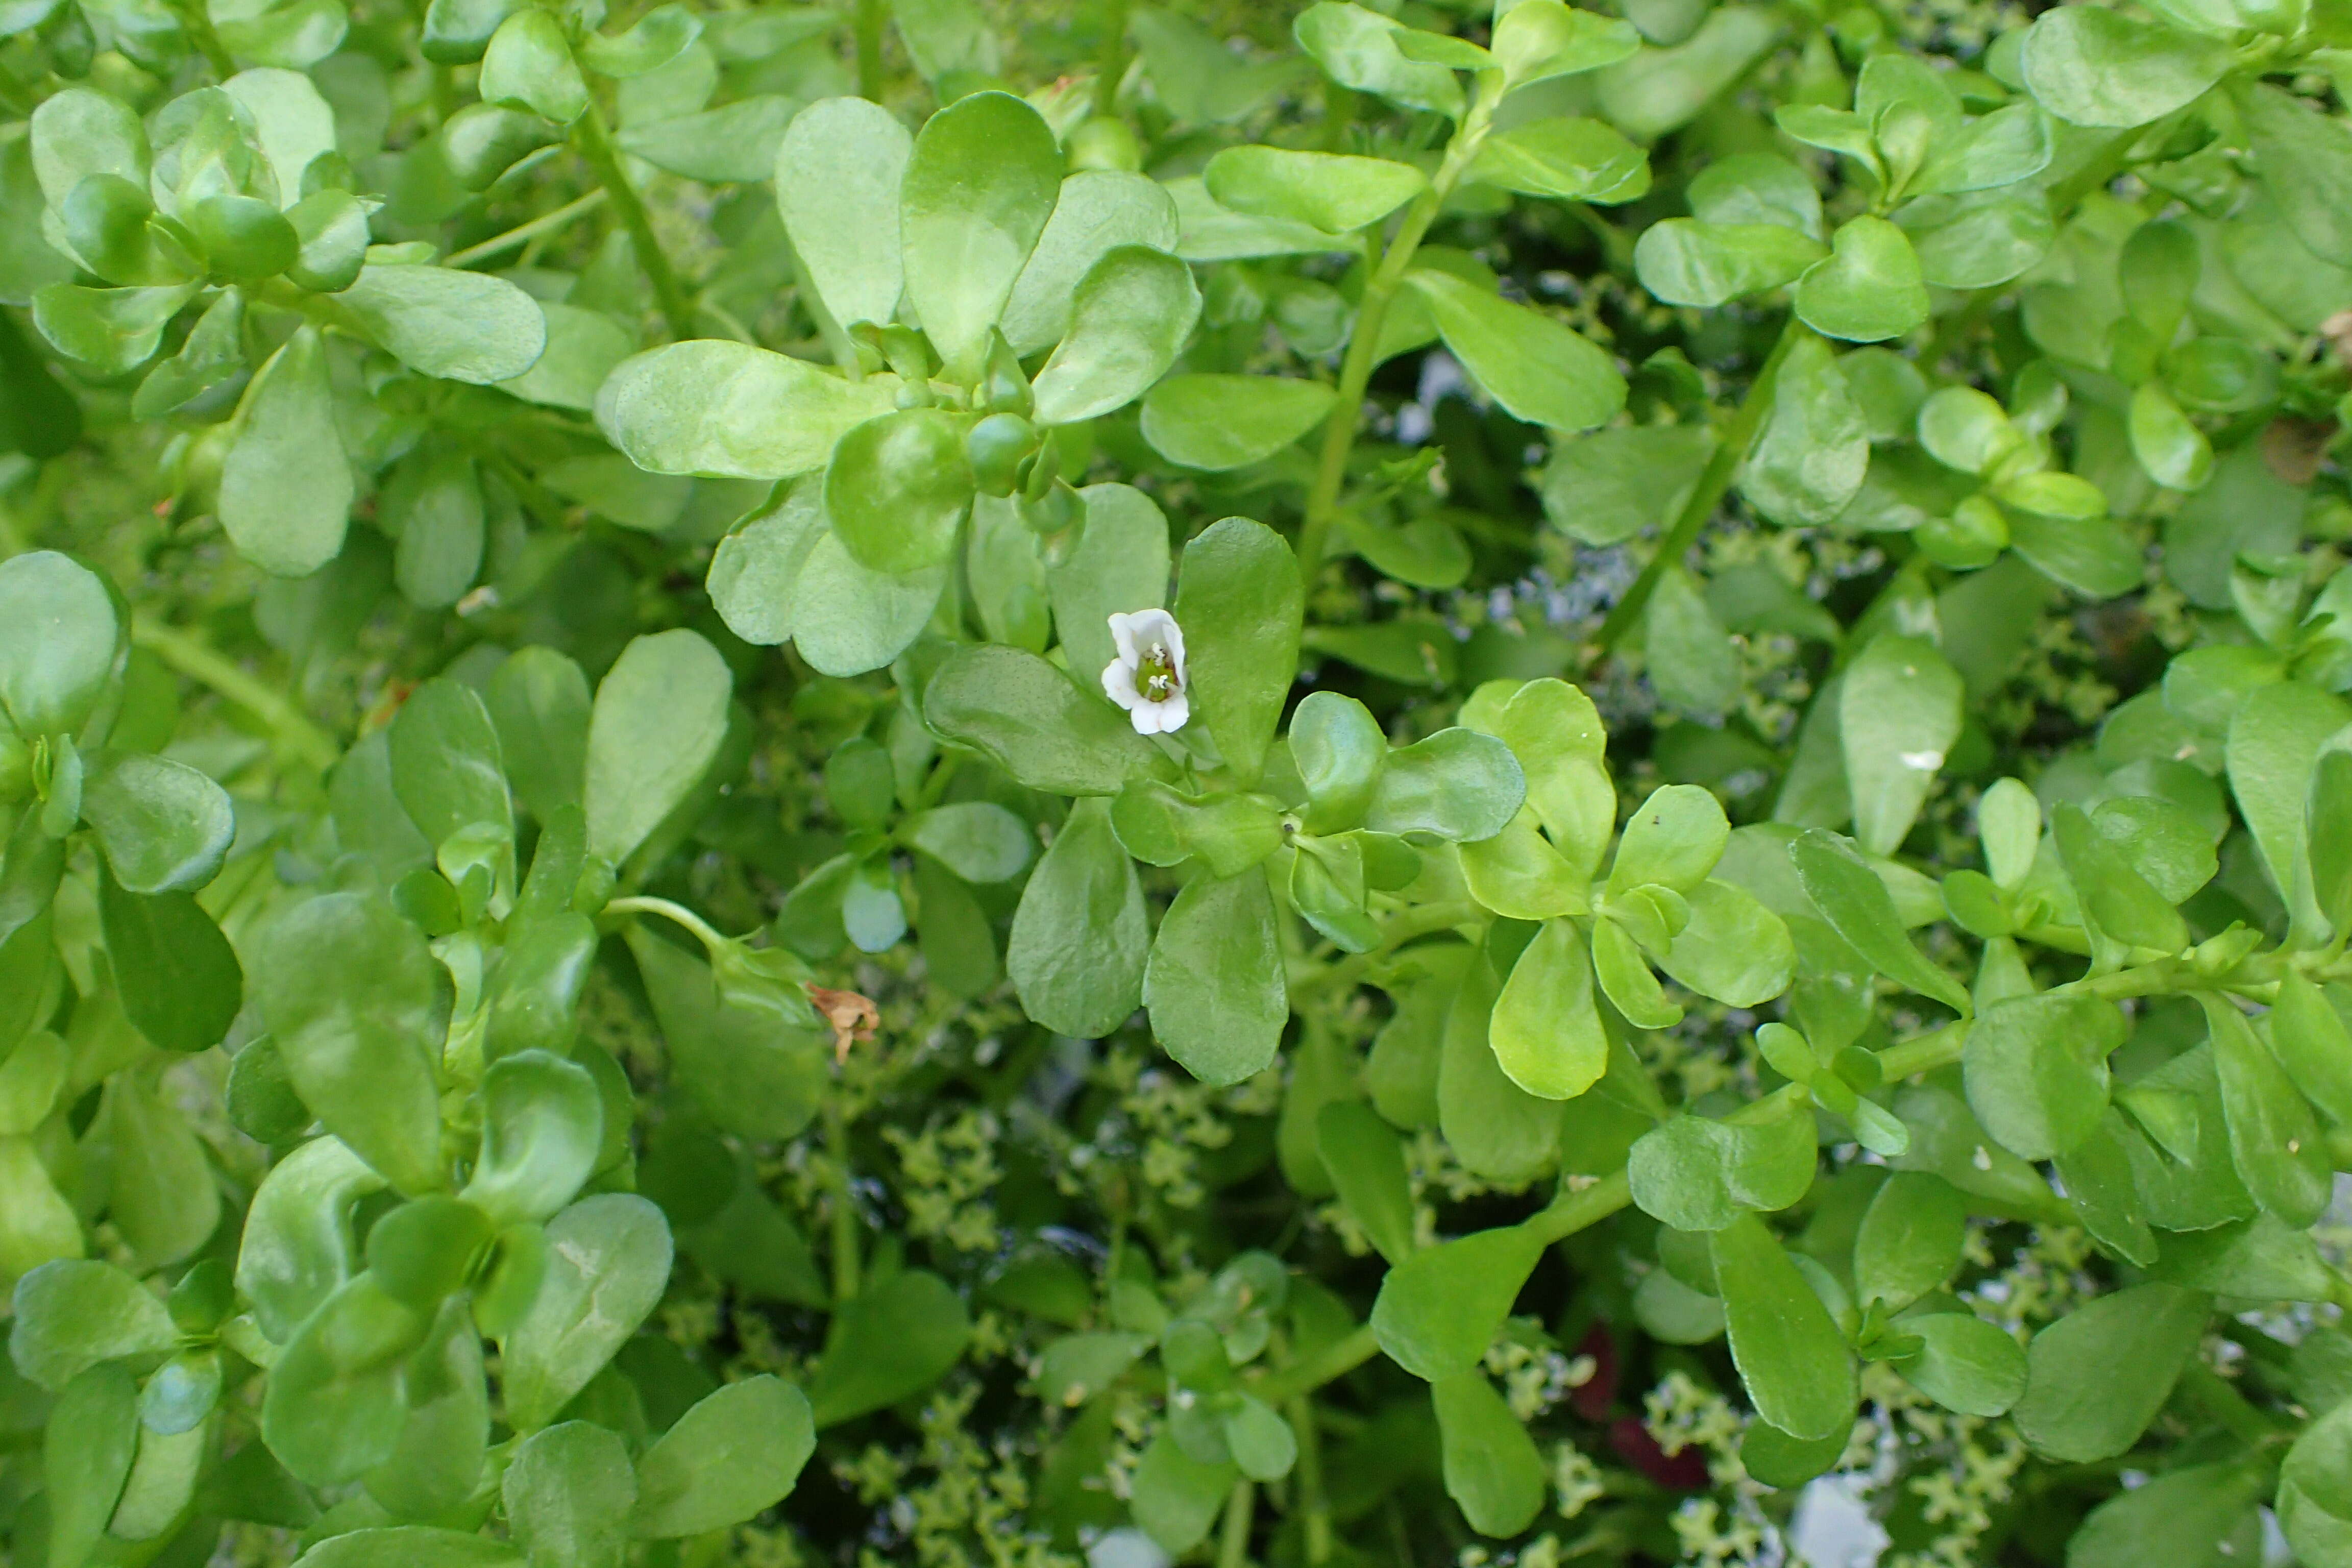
[1103,659,1141,708]
[1107,611,1142,664]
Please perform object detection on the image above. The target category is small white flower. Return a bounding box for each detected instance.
[1102,608,1189,735]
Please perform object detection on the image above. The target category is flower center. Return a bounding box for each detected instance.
[1137,643,1180,702]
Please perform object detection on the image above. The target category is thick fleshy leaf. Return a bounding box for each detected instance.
[1628,1105,1817,1232]
[388,676,511,852]
[1488,919,1605,1099]
[1402,269,1625,431]
[1634,218,1824,306]
[807,1268,970,1426]
[1141,373,1335,472]
[1316,1100,1415,1264]
[1794,217,1929,342]
[1371,1224,1541,1381]
[2227,681,2349,944]
[823,408,973,573]
[2240,83,2352,268]
[1433,1371,1546,1538]
[1043,483,1172,685]
[596,340,893,479]
[1658,880,1794,1007]
[793,533,948,677]
[1007,798,1147,1037]
[2203,992,2331,1229]
[578,3,698,76]
[2021,7,2231,129]
[31,281,193,376]
[1203,146,1426,234]
[2269,971,2352,1128]
[2012,1284,2207,1460]
[335,263,547,384]
[252,892,446,1196]
[1840,634,1961,856]
[1739,332,1866,526]
[1788,829,1971,1013]
[632,1376,815,1537]
[1894,1312,2028,1418]
[485,647,592,823]
[263,1275,429,1485]
[774,96,911,331]
[9,1259,177,1390]
[1030,246,1200,426]
[1367,728,1525,843]
[1712,1213,1855,1441]
[235,1137,384,1343]
[506,1421,635,1568]
[583,629,731,865]
[1171,517,1303,786]
[898,91,1062,381]
[1898,187,2055,290]
[479,9,586,122]
[0,550,115,738]
[1853,1172,1966,1310]
[707,484,824,648]
[1001,170,1180,356]
[501,1194,672,1431]
[29,86,148,207]
[292,1529,523,1567]
[1910,102,2052,198]
[461,1050,602,1226]
[1466,116,1649,203]
[1963,991,2122,1161]
[1144,865,1286,1085]
[925,643,1170,796]
[103,1068,221,1269]
[1440,936,1569,1184]
[1293,1,1464,118]
[1492,0,1640,87]
[46,1363,139,1568]
[219,326,351,577]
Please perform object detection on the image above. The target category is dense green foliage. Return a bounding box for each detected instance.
[6,0,2352,1563]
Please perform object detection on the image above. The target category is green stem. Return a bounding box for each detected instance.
[1522,1170,1634,1248]
[1321,81,1358,153]
[2048,130,2142,213]
[446,189,608,268]
[1094,0,1130,113]
[1252,1325,1380,1406]
[570,106,696,340]
[1287,1396,1333,1566]
[131,621,340,772]
[855,0,887,100]
[1217,1479,1256,1568]
[2063,957,2194,1002]
[1296,86,1498,577]
[602,895,731,954]
[1588,314,1808,659]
